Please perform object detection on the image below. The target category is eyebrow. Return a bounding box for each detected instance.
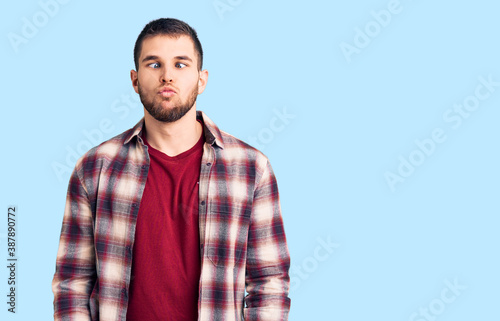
[141,55,193,64]
[141,55,160,64]
[174,55,193,62]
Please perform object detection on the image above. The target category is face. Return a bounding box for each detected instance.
[130,35,208,123]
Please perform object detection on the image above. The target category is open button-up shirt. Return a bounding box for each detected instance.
[52,111,291,321]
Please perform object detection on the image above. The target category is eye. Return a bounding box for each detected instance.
[176,62,187,68]
[148,62,160,69]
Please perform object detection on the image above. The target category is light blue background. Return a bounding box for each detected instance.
[1,0,499,320]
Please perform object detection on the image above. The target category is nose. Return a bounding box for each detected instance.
[160,66,173,83]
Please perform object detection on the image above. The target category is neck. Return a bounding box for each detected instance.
[143,106,202,157]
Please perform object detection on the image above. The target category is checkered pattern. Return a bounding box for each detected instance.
[52,111,291,320]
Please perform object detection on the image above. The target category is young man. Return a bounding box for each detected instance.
[52,18,291,321]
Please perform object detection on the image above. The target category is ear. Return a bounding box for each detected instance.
[197,69,209,95]
[130,69,139,94]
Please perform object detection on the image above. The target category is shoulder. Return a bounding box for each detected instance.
[199,110,270,169]
[222,129,268,159]
[217,130,273,183]
[74,122,142,174]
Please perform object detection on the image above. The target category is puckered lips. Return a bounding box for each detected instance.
[158,86,177,97]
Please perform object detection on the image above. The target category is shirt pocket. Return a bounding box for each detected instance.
[206,207,251,267]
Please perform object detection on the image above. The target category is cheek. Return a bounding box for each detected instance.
[178,79,197,94]
[138,77,156,90]
[140,69,158,82]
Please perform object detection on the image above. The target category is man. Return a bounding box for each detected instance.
[52,18,291,321]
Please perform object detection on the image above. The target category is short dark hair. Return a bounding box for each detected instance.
[133,18,203,71]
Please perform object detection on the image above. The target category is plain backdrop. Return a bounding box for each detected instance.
[1,0,499,320]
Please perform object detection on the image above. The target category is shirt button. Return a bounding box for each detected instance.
[206,162,211,166]
[200,201,206,206]
[132,203,137,208]
[141,165,147,169]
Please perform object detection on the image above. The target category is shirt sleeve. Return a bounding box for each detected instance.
[52,165,96,320]
[244,159,291,321]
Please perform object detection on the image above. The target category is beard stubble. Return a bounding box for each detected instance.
[138,82,199,123]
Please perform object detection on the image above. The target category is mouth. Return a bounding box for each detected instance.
[158,87,177,97]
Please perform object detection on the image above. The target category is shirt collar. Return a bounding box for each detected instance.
[123,110,225,149]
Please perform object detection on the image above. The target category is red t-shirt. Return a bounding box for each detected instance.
[126,127,204,321]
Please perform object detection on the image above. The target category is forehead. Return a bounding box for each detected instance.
[139,34,196,60]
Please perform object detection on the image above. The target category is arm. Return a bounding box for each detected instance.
[244,159,291,321]
[52,166,96,320]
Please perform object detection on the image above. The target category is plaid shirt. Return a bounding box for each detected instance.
[52,111,291,321]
